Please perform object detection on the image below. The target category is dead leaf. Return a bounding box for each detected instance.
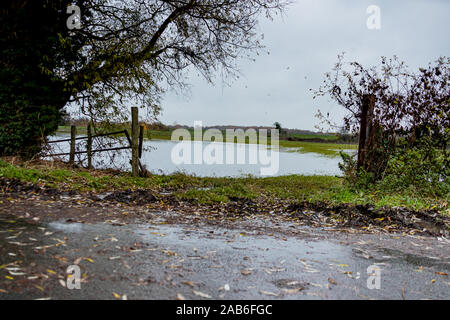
[112,292,121,299]
[241,269,252,276]
[193,290,211,299]
[259,290,279,297]
[181,281,195,288]
[281,288,302,294]
[328,278,337,285]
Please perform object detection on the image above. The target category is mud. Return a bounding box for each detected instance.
[0,177,449,236]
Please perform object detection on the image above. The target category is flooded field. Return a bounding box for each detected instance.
[46,135,353,177]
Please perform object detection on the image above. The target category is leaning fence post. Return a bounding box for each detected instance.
[87,123,92,169]
[69,125,76,165]
[131,107,139,176]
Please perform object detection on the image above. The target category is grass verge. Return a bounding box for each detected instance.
[0,158,447,216]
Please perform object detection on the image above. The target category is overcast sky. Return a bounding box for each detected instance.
[158,0,449,131]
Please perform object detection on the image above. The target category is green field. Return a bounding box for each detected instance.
[0,159,447,215]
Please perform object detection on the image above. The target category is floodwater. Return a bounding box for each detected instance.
[46,135,350,177]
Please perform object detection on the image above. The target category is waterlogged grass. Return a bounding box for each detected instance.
[279,140,357,157]
[289,133,339,141]
[0,159,447,214]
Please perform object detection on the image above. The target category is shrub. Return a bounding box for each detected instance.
[0,102,61,158]
[338,151,374,190]
[377,143,449,197]
[339,137,449,197]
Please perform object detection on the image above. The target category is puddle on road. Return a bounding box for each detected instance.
[43,218,449,274]
[1,214,449,299]
[133,223,353,265]
[48,221,84,233]
[376,247,450,269]
[43,218,354,268]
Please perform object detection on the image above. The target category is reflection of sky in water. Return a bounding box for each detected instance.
[46,135,345,177]
[48,221,83,233]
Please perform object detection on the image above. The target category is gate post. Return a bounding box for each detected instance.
[357,95,375,170]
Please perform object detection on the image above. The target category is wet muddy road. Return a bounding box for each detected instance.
[0,203,449,300]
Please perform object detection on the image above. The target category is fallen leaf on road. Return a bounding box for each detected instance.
[193,290,211,299]
[259,290,279,297]
[281,288,302,294]
[264,268,285,274]
[112,292,121,299]
[181,281,195,288]
[241,269,252,276]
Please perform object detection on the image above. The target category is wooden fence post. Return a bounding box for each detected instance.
[87,123,92,169]
[69,125,76,165]
[131,107,139,176]
[138,125,144,159]
[357,94,375,170]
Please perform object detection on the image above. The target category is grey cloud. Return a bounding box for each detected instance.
[160,0,450,130]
